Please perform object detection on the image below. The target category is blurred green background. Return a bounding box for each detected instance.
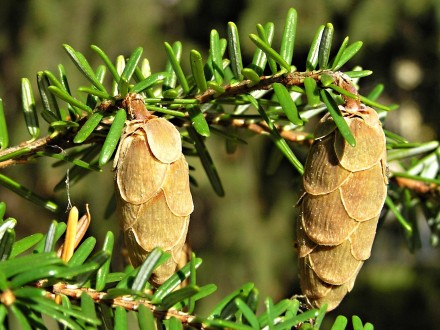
[0,0,439,328]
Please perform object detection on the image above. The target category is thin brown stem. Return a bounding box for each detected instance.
[210,116,312,145]
[391,176,440,198]
[50,283,200,326]
[0,70,340,169]
[195,70,332,104]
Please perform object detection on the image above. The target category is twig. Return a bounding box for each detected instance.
[0,131,101,169]
[0,70,338,169]
[210,116,312,145]
[0,135,54,169]
[195,70,330,104]
[391,176,440,198]
[50,283,200,326]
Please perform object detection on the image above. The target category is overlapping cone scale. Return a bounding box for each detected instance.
[114,116,193,285]
[297,105,387,311]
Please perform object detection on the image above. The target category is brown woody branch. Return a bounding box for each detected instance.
[1,70,437,200]
[391,176,440,198]
[0,70,340,169]
[49,283,200,326]
[0,135,54,169]
[195,70,332,104]
[0,71,324,169]
[209,116,312,145]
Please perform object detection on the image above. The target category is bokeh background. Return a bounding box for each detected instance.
[0,0,439,328]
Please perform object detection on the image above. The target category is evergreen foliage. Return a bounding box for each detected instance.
[0,7,438,329]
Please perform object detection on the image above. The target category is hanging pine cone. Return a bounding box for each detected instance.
[297,104,387,311]
[113,94,193,285]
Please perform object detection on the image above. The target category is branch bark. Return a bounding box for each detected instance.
[50,283,199,326]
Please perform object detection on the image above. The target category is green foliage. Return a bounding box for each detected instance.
[0,6,439,329]
[0,209,376,329]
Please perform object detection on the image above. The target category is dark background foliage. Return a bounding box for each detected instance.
[0,0,439,328]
